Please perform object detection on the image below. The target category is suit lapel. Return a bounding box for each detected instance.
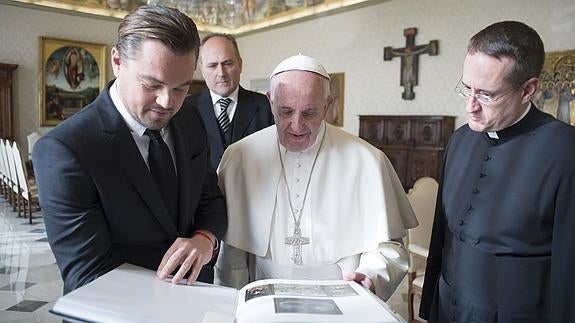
[196,91,225,148]
[97,93,179,239]
[171,117,202,233]
[231,87,260,142]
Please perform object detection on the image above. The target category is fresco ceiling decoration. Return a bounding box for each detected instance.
[6,0,383,35]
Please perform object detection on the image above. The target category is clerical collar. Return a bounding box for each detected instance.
[482,102,555,144]
[486,103,532,139]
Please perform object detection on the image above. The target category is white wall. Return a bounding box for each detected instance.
[236,0,575,136]
[0,4,119,152]
[1,0,574,153]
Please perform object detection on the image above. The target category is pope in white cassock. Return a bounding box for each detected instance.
[215,54,418,300]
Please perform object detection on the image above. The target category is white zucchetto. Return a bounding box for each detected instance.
[270,54,330,80]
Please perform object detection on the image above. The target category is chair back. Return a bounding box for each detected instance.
[0,139,8,188]
[27,131,42,159]
[12,142,30,194]
[5,140,19,192]
[0,139,6,178]
[406,177,439,262]
[405,177,439,322]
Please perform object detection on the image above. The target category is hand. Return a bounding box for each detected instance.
[344,272,374,292]
[157,233,214,285]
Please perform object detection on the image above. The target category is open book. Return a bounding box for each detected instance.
[51,263,405,323]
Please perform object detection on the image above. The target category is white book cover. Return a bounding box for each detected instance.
[51,263,405,323]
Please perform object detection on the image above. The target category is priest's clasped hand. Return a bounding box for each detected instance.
[156,232,215,285]
[344,272,375,293]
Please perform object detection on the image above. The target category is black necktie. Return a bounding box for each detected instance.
[145,129,178,222]
[217,98,232,145]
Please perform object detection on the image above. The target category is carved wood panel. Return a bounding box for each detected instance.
[358,116,385,145]
[385,119,411,146]
[406,149,441,188]
[0,63,18,140]
[359,115,454,191]
[382,147,408,184]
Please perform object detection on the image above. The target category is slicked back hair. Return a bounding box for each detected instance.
[116,5,200,61]
[468,21,545,87]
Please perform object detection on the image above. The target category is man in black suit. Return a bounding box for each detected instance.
[32,5,227,294]
[185,33,274,169]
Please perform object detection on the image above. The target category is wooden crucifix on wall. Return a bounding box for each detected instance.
[384,27,439,100]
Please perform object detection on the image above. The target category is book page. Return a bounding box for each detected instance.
[236,279,404,323]
[51,264,238,323]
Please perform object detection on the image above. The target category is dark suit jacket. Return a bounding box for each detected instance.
[185,87,274,169]
[32,82,227,294]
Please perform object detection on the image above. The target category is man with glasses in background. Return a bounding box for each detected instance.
[420,21,575,322]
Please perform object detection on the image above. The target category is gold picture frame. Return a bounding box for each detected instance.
[534,49,575,126]
[326,73,344,127]
[40,37,107,126]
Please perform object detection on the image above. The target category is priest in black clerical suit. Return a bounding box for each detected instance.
[420,21,575,322]
[185,33,274,170]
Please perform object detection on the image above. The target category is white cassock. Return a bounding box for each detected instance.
[216,122,418,300]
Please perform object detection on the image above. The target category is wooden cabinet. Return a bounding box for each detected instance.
[0,63,18,140]
[359,115,455,191]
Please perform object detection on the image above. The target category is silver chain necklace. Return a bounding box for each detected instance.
[277,124,327,265]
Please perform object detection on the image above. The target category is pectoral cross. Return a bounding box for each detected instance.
[384,27,439,100]
[285,226,309,265]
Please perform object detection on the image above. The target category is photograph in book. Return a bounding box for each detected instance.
[245,282,358,301]
[274,298,343,315]
[236,279,405,323]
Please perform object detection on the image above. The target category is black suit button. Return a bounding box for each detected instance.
[484,155,491,161]
[473,188,480,194]
[480,172,487,178]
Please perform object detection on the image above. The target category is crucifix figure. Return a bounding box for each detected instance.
[285,226,309,265]
[384,27,439,100]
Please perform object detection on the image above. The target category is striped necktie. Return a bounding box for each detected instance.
[217,98,232,134]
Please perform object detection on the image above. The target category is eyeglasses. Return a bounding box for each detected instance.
[454,77,518,106]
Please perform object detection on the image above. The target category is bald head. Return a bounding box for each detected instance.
[199,34,243,97]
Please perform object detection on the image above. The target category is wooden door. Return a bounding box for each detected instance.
[0,64,18,140]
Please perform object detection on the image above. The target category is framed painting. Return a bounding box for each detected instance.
[39,37,107,126]
[326,73,344,127]
[534,49,574,126]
